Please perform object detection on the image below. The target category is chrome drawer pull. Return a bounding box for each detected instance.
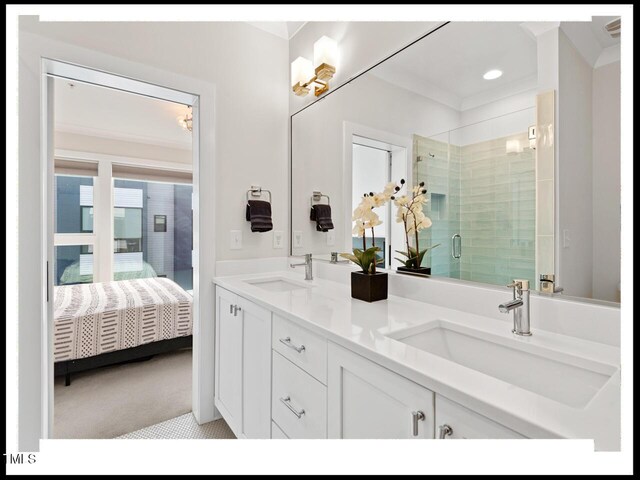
[280,396,305,419]
[412,411,425,437]
[279,337,305,353]
[438,424,453,439]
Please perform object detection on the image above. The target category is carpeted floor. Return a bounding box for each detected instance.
[54,348,193,439]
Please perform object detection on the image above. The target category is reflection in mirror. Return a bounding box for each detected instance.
[416,107,537,287]
[291,20,621,303]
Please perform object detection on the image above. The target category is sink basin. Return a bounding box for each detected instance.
[244,277,313,292]
[387,320,617,408]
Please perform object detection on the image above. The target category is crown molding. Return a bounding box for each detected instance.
[594,44,621,69]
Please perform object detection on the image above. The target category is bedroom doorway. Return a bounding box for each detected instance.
[43,60,205,439]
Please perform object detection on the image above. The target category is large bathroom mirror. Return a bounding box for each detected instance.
[291,20,621,304]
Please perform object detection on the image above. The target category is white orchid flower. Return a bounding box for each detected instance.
[383,182,397,197]
[352,219,366,236]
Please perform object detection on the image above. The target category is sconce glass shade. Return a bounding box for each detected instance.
[291,56,314,87]
[505,139,522,154]
[313,36,338,68]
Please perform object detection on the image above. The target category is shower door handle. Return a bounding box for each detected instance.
[451,234,462,259]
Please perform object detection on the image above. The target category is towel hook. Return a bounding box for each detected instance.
[246,185,272,203]
[310,191,330,208]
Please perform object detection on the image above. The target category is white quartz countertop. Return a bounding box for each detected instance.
[213,271,620,450]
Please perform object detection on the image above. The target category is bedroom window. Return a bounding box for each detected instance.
[113,208,143,253]
[55,245,94,285]
[53,159,193,289]
[55,175,95,234]
[54,172,98,286]
[113,179,193,290]
[80,206,94,233]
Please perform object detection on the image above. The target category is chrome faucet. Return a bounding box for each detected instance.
[499,279,532,336]
[290,253,313,280]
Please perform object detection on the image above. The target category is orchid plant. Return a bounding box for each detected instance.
[391,179,439,269]
[340,182,397,274]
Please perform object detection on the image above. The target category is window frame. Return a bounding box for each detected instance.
[54,152,193,284]
[153,214,167,233]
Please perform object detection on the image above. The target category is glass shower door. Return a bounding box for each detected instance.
[415,107,537,287]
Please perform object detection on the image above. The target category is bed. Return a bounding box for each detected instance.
[53,277,193,386]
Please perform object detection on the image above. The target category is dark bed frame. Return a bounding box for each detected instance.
[54,335,193,386]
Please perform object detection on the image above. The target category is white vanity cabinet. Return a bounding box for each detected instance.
[214,284,531,441]
[327,342,435,439]
[271,314,328,439]
[434,395,526,439]
[214,286,272,439]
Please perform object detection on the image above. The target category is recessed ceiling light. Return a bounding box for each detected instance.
[483,69,503,80]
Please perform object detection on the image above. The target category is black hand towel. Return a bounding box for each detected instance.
[311,204,334,232]
[246,200,273,232]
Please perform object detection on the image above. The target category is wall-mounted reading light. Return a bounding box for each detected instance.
[291,36,338,97]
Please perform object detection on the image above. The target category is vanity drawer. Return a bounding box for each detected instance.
[272,314,327,384]
[271,421,289,439]
[435,395,526,439]
[272,351,327,439]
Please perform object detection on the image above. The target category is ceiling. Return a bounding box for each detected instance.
[369,19,620,111]
[50,19,620,140]
[54,78,193,150]
[246,21,306,40]
[370,22,538,111]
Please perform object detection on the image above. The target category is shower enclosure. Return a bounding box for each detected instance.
[415,107,536,287]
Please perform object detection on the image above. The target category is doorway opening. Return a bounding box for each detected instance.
[43,60,202,439]
[349,132,409,269]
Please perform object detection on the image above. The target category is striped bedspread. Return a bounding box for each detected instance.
[53,278,192,362]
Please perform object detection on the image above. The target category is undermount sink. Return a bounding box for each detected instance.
[244,277,313,292]
[387,320,617,408]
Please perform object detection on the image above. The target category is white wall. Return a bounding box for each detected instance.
[21,18,289,262]
[18,18,288,451]
[55,131,192,164]
[459,90,537,145]
[289,21,443,114]
[557,29,594,299]
[592,61,621,302]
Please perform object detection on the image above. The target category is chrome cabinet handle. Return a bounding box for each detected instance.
[451,234,461,259]
[233,305,242,316]
[438,424,453,439]
[279,337,305,353]
[280,396,305,419]
[229,304,234,314]
[412,411,425,437]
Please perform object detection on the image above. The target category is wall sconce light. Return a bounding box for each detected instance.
[506,139,523,155]
[291,36,338,97]
[177,106,192,132]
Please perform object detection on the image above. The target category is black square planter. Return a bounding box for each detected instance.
[397,266,431,276]
[350,271,388,302]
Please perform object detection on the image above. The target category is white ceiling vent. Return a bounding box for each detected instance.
[604,18,621,38]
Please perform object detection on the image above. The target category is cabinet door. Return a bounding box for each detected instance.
[240,297,272,439]
[435,395,526,439]
[214,287,242,436]
[328,342,435,439]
